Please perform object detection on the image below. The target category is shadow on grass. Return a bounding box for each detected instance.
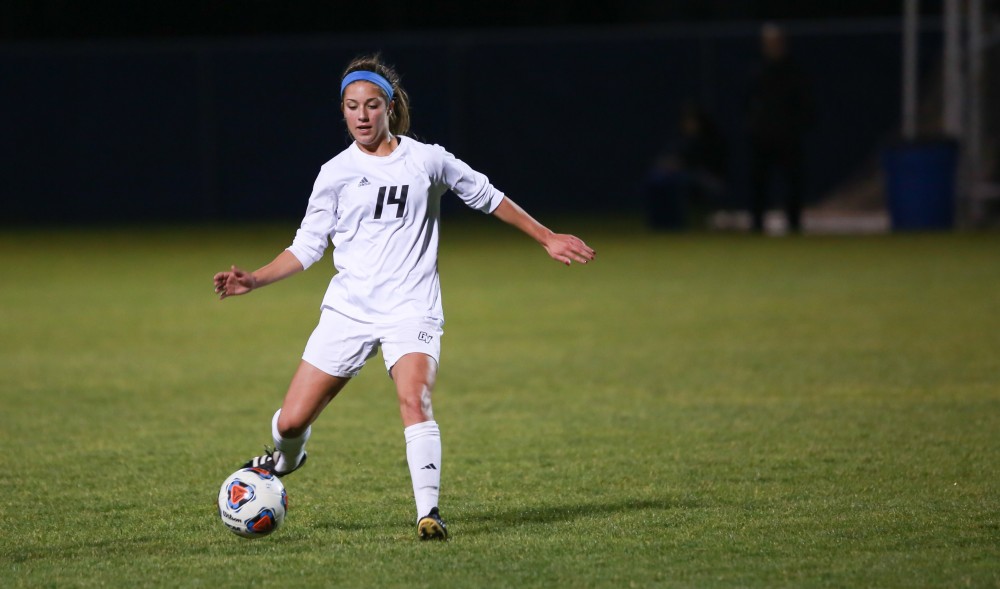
[311,496,694,535]
[455,496,695,536]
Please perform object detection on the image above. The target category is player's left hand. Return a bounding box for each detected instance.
[542,234,595,266]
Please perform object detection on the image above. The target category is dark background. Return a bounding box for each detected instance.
[1,1,945,224]
[0,1,939,40]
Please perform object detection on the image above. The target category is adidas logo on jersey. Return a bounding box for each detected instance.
[358,177,370,187]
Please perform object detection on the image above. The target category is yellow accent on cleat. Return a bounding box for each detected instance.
[417,508,448,541]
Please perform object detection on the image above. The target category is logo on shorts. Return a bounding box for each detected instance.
[418,331,434,344]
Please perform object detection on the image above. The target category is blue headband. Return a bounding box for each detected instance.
[340,71,394,101]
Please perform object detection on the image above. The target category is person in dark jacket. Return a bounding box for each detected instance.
[644,103,728,231]
[747,23,814,234]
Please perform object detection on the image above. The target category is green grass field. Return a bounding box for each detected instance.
[1,217,998,588]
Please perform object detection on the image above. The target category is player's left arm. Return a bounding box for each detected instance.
[490,196,595,266]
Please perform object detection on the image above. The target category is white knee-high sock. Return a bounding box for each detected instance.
[271,409,310,473]
[404,420,441,521]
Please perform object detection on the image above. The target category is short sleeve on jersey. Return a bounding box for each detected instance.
[432,145,505,213]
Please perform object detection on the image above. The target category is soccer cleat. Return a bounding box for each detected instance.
[242,446,307,478]
[417,507,449,541]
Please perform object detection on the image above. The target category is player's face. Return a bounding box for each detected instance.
[342,82,393,152]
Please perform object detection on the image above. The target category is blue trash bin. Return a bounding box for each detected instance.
[882,139,958,230]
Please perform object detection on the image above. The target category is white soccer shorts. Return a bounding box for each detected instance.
[301,305,443,378]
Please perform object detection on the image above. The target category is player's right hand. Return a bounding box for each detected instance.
[213,265,256,300]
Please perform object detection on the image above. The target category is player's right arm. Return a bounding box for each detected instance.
[214,250,305,300]
[215,162,340,300]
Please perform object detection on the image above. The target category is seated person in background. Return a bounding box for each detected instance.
[644,103,728,230]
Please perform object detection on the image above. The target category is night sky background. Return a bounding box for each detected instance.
[3,1,940,41]
[1,1,956,223]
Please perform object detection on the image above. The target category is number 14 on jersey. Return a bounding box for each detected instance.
[374,185,408,219]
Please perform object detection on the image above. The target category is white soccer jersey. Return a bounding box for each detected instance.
[286,137,505,323]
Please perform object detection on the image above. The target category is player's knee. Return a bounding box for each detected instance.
[399,388,433,421]
[398,392,422,414]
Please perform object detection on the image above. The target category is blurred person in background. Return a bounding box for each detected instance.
[746,22,814,234]
[644,102,728,230]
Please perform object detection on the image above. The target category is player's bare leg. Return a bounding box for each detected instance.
[392,352,437,426]
[392,353,448,540]
[245,360,350,476]
[279,360,351,435]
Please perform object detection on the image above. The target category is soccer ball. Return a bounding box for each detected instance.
[217,467,287,538]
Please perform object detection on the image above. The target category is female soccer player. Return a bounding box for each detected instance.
[213,54,595,540]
